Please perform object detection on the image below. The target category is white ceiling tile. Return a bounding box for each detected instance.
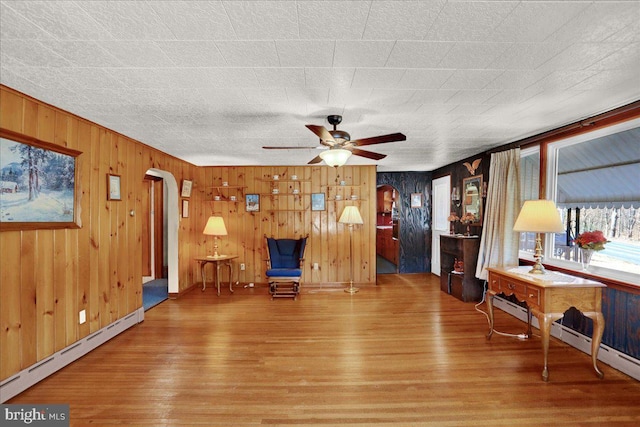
[411,90,457,104]
[351,68,406,88]
[253,68,306,87]
[276,41,335,67]
[242,88,289,104]
[386,41,453,68]
[363,0,446,40]
[0,40,72,67]
[334,41,395,67]
[45,40,124,68]
[445,90,500,105]
[148,1,236,40]
[540,43,633,72]
[492,2,591,43]
[97,41,174,67]
[397,69,455,90]
[304,68,355,88]
[588,43,640,71]
[77,1,174,40]
[216,41,279,67]
[0,1,57,40]
[297,1,370,40]
[425,1,518,42]
[484,70,546,91]
[327,88,373,105]
[437,42,510,69]
[285,87,330,106]
[526,70,600,91]
[223,1,299,40]
[489,42,568,70]
[156,41,227,67]
[548,2,640,43]
[440,70,503,90]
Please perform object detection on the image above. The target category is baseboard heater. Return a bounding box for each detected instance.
[0,307,144,403]
[493,296,640,382]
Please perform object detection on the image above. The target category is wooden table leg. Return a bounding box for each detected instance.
[227,261,234,293]
[486,291,495,340]
[536,311,564,382]
[216,262,221,296]
[584,311,605,379]
[200,262,206,291]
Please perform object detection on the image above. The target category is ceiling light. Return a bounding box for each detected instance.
[319,148,352,167]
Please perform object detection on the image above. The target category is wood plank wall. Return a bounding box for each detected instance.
[0,85,377,382]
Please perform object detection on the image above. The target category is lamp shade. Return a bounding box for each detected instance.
[203,216,228,236]
[319,148,352,167]
[339,206,364,225]
[513,200,564,233]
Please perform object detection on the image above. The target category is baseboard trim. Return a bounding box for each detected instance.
[0,307,144,402]
[492,296,640,382]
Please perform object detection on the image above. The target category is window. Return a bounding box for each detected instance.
[545,118,640,283]
[518,146,540,256]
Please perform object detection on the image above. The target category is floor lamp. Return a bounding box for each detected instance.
[339,206,364,294]
[513,200,564,274]
[203,216,227,258]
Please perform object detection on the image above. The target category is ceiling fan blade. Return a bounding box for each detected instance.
[351,133,406,147]
[307,155,323,164]
[263,146,318,150]
[350,148,387,161]
[305,124,336,143]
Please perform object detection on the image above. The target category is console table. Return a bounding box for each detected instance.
[486,266,606,381]
[195,255,238,296]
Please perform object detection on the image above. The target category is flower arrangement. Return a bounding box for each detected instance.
[460,212,477,224]
[447,213,460,222]
[573,230,610,251]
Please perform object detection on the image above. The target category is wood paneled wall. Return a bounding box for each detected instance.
[0,85,376,382]
[184,165,377,288]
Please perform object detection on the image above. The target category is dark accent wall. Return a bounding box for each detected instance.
[377,172,432,273]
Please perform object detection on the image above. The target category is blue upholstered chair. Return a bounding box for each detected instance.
[265,235,307,299]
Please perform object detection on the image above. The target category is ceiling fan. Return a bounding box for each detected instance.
[262,115,406,166]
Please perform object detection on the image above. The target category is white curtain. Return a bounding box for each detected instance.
[476,148,521,280]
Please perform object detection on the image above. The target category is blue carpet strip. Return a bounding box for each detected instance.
[143,279,168,311]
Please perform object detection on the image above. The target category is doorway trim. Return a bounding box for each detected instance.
[146,168,179,295]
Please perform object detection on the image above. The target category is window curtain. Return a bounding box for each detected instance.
[476,148,521,280]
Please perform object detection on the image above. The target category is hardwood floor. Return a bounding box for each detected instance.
[9,274,640,426]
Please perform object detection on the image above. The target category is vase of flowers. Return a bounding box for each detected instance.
[447,213,459,234]
[573,230,609,271]
[460,212,477,236]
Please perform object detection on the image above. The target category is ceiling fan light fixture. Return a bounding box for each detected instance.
[319,148,352,167]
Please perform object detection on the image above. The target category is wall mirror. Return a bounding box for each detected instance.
[462,175,482,224]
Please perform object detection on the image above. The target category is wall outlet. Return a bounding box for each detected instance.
[79,310,86,325]
[240,263,246,271]
[313,262,319,270]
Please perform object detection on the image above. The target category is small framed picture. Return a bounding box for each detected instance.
[182,199,189,218]
[108,174,121,201]
[181,179,193,198]
[246,194,260,212]
[411,192,422,208]
[311,193,325,211]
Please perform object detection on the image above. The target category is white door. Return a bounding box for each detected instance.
[431,176,451,276]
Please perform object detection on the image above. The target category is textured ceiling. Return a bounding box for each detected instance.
[1,1,638,171]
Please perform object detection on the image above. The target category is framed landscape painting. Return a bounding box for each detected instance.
[0,130,81,230]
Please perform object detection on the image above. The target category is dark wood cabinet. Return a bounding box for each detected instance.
[440,235,483,302]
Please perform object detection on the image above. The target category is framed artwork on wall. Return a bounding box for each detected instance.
[181,179,193,198]
[0,129,81,230]
[182,199,189,218]
[108,174,121,201]
[410,192,422,208]
[311,193,325,211]
[246,194,260,212]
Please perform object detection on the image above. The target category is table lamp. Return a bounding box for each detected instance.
[203,216,227,258]
[513,199,564,274]
[338,206,364,294]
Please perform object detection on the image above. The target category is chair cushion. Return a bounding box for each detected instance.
[266,268,303,278]
[266,237,306,269]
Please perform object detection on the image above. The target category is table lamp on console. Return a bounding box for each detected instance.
[513,199,564,274]
[203,216,227,258]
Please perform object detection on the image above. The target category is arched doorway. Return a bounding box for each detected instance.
[376,184,400,274]
[142,168,179,295]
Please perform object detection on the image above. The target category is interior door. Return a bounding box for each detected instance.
[431,176,451,276]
